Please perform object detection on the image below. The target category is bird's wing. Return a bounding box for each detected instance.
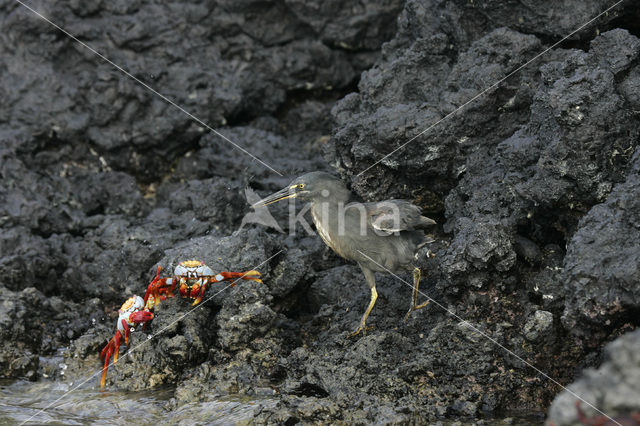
[363,200,435,232]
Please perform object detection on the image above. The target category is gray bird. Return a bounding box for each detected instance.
[253,171,436,336]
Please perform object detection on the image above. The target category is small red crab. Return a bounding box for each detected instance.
[99,260,262,388]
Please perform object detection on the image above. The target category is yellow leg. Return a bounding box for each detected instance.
[404,268,430,322]
[350,286,378,337]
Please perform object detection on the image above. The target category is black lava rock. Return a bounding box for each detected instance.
[2,0,640,423]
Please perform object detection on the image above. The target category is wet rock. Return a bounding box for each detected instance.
[158,177,246,231]
[306,265,363,312]
[266,246,315,299]
[441,219,517,283]
[561,148,640,341]
[285,0,404,51]
[256,310,551,423]
[2,0,640,423]
[254,395,342,424]
[0,0,397,316]
[392,0,621,51]
[2,0,398,182]
[0,286,102,380]
[91,295,217,391]
[525,244,565,312]
[523,310,554,343]
[70,172,147,217]
[332,20,640,364]
[73,229,283,390]
[513,235,543,266]
[323,1,640,417]
[217,301,278,351]
[546,329,640,426]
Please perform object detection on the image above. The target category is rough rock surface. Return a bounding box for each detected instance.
[2,0,640,423]
[546,329,640,426]
[561,149,640,343]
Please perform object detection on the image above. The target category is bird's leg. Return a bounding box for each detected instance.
[404,267,430,322]
[350,286,378,337]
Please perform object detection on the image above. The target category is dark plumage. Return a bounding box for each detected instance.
[253,171,436,336]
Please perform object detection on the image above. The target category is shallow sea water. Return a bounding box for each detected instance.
[0,379,547,425]
[0,379,275,425]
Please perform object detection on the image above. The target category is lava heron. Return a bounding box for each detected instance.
[253,171,436,336]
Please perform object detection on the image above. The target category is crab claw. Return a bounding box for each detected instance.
[191,279,207,307]
[226,270,263,287]
[192,294,204,306]
[242,270,262,278]
[130,310,154,326]
[143,266,163,307]
[240,270,262,284]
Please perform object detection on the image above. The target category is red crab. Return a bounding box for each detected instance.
[99,260,262,388]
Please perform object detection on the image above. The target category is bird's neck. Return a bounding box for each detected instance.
[320,185,352,205]
[309,188,351,217]
[309,186,353,246]
[310,198,341,222]
[310,200,344,256]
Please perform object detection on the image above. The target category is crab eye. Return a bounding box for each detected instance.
[298,183,305,189]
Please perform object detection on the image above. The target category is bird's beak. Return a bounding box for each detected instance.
[252,185,297,208]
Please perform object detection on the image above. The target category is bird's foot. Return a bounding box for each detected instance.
[348,323,375,338]
[404,301,430,322]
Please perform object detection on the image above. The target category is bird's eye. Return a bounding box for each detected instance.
[298,184,305,189]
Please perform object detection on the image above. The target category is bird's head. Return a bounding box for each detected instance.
[252,171,350,207]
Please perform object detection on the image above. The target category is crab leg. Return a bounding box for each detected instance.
[189,271,262,306]
[100,330,122,388]
[121,319,131,346]
[216,270,263,287]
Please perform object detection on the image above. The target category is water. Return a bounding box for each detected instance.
[0,379,546,425]
[0,380,274,425]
